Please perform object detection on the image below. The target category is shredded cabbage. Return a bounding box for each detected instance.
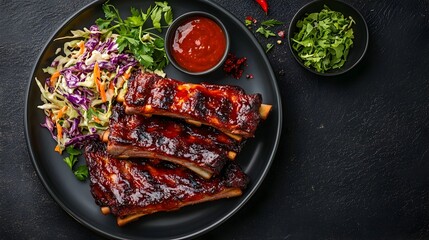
[36,25,139,154]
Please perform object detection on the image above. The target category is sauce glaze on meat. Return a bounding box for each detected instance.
[108,103,242,178]
[124,72,263,138]
[85,141,249,222]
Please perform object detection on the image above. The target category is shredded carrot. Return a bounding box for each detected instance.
[99,81,107,102]
[123,71,131,80]
[54,107,66,154]
[54,145,62,154]
[50,71,61,87]
[94,62,101,90]
[56,106,68,119]
[55,122,64,154]
[93,116,102,124]
[77,40,85,56]
[108,80,115,90]
[94,62,107,102]
[117,66,132,88]
[56,122,63,140]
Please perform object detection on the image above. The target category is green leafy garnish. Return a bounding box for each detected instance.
[245,19,253,27]
[96,1,173,71]
[74,165,89,181]
[66,146,82,156]
[256,26,276,38]
[64,146,80,169]
[266,43,274,53]
[261,19,284,27]
[63,146,88,181]
[64,155,78,170]
[291,5,355,73]
[255,19,284,38]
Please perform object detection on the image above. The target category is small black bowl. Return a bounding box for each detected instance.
[288,0,369,76]
[164,11,230,75]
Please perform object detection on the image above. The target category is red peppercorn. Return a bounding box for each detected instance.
[223,53,248,79]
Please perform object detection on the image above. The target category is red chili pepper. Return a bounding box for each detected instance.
[255,0,268,14]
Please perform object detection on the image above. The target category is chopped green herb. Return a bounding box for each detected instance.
[266,43,274,53]
[291,5,355,73]
[63,146,81,169]
[245,16,284,53]
[96,1,173,71]
[63,146,88,181]
[256,26,276,38]
[74,165,89,181]
[66,146,81,156]
[261,19,284,27]
[64,155,78,169]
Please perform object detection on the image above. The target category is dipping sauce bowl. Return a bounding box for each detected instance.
[165,11,230,75]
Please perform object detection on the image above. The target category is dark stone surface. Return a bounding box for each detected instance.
[1,0,428,239]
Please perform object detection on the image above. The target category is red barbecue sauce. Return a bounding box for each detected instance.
[171,16,227,73]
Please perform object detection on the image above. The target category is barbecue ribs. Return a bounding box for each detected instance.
[107,103,242,179]
[123,72,271,140]
[85,141,249,226]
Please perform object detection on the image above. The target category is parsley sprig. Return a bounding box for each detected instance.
[256,19,284,38]
[246,17,285,52]
[63,146,89,181]
[96,2,173,71]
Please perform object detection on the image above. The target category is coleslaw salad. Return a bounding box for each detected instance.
[36,25,138,155]
[36,2,172,180]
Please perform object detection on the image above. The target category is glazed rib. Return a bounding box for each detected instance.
[107,103,242,179]
[85,141,249,226]
[123,72,270,139]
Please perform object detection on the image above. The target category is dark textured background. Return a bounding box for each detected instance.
[1,0,429,239]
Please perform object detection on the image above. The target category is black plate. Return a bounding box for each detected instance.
[24,0,282,239]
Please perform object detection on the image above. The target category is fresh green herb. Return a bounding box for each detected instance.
[66,146,81,156]
[96,1,173,71]
[64,155,78,169]
[261,19,284,27]
[63,146,88,181]
[255,19,284,38]
[74,165,89,181]
[250,17,284,53]
[245,19,253,27]
[291,5,355,73]
[266,43,274,53]
[256,26,276,38]
[63,146,80,169]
